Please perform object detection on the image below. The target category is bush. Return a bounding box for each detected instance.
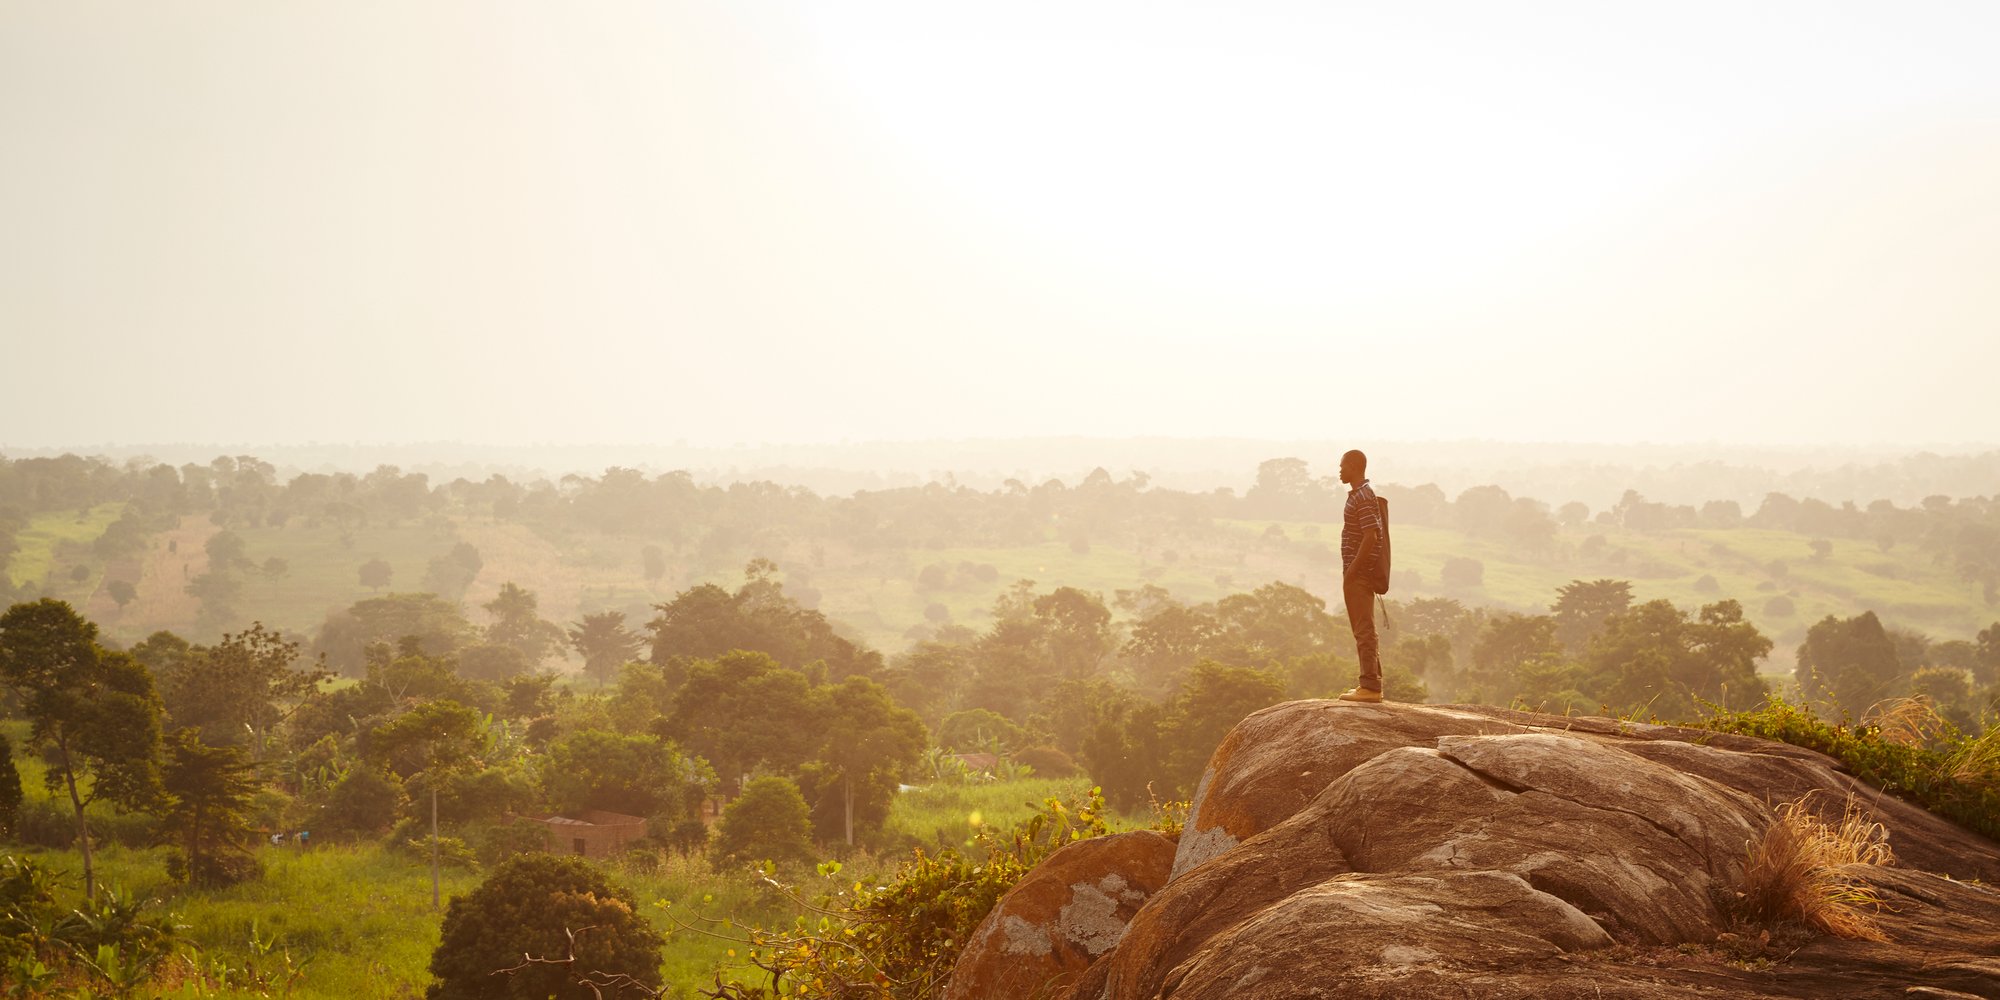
[704,789,1114,996]
[427,854,664,1000]
[1702,696,2000,840]
[713,776,815,867]
[321,767,405,835]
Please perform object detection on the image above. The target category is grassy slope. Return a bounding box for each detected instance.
[3,502,126,595]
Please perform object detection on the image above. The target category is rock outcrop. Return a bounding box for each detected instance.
[946,700,2000,999]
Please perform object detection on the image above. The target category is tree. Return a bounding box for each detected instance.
[313,593,474,675]
[106,579,137,609]
[1160,661,1289,796]
[358,557,393,592]
[817,676,926,845]
[0,599,164,898]
[483,582,565,666]
[421,542,483,599]
[541,728,713,821]
[714,776,816,866]
[657,651,821,797]
[427,854,665,1000]
[1550,579,1634,656]
[1469,614,1560,698]
[0,733,20,839]
[158,622,329,749]
[1796,611,1904,718]
[158,728,262,885]
[1032,587,1114,683]
[640,544,667,584]
[567,611,643,687]
[1584,599,1771,719]
[371,700,488,910]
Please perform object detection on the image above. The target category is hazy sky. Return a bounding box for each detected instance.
[3,2,1996,449]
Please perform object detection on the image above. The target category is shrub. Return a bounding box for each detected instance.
[1733,796,1891,941]
[701,789,1114,997]
[1702,696,2000,840]
[321,767,405,835]
[713,776,815,867]
[427,854,664,1000]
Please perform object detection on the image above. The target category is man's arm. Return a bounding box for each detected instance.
[1345,526,1378,585]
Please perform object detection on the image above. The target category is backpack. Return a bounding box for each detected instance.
[1372,495,1392,595]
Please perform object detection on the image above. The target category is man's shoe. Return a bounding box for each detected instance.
[1338,687,1384,703]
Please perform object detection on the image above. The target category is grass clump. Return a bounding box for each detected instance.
[1734,795,1894,942]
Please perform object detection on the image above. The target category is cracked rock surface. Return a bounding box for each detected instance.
[944,700,2000,999]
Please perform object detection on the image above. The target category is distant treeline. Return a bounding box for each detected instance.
[3,453,1998,606]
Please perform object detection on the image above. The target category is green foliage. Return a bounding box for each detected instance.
[541,729,713,820]
[157,621,330,745]
[934,708,1027,754]
[0,736,19,840]
[1701,696,2000,841]
[567,610,644,687]
[0,600,164,897]
[1796,611,1905,718]
[0,855,179,993]
[427,853,665,1000]
[714,777,816,868]
[703,789,1114,998]
[158,729,262,886]
[320,767,406,835]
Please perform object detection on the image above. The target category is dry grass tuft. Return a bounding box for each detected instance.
[1863,696,1948,749]
[1736,794,1894,942]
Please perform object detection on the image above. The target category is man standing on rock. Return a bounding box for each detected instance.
[1337,449,1385,703]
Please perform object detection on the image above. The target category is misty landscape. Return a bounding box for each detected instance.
[5,3,2000,999]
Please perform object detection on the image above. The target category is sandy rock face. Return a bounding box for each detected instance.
[1155,871,1613,1000]
[948,700,2000,1000]
[1171,702,1523,880]
[942,830,1177,1000]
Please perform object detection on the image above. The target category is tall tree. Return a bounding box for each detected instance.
[158,622,329,749]
[358,558,393,592]
[371,700,488,911]
[566,611,643,687]
[1796,611,1905,718]
[0,599,164,898]
[483,582,564,666]
[1550,579,1634,655]
[658,650,821,798]
[816,676,925,845]
[159,728,261,885]
[1584,599,1771,719]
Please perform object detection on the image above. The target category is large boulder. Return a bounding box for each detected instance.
[943,830,1177,1000]
[955,700,2000,1000]
[1171,702,1523,879]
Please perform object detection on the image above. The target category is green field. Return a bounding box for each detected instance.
[3,501,125,592]
[2,719,1096,1000]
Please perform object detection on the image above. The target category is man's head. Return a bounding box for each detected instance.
[1339,449,1367,485]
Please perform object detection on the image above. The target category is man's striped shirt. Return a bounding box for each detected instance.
[1342,480,1382,574]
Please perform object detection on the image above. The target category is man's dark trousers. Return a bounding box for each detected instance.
[1343,575,1381,691]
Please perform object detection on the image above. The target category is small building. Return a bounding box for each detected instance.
[951,752,1000,772]
[522,809,649,858]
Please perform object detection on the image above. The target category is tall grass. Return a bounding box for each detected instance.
[1735,795,1894,942]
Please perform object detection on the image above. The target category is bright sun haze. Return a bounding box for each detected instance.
[1,1,1995,448]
